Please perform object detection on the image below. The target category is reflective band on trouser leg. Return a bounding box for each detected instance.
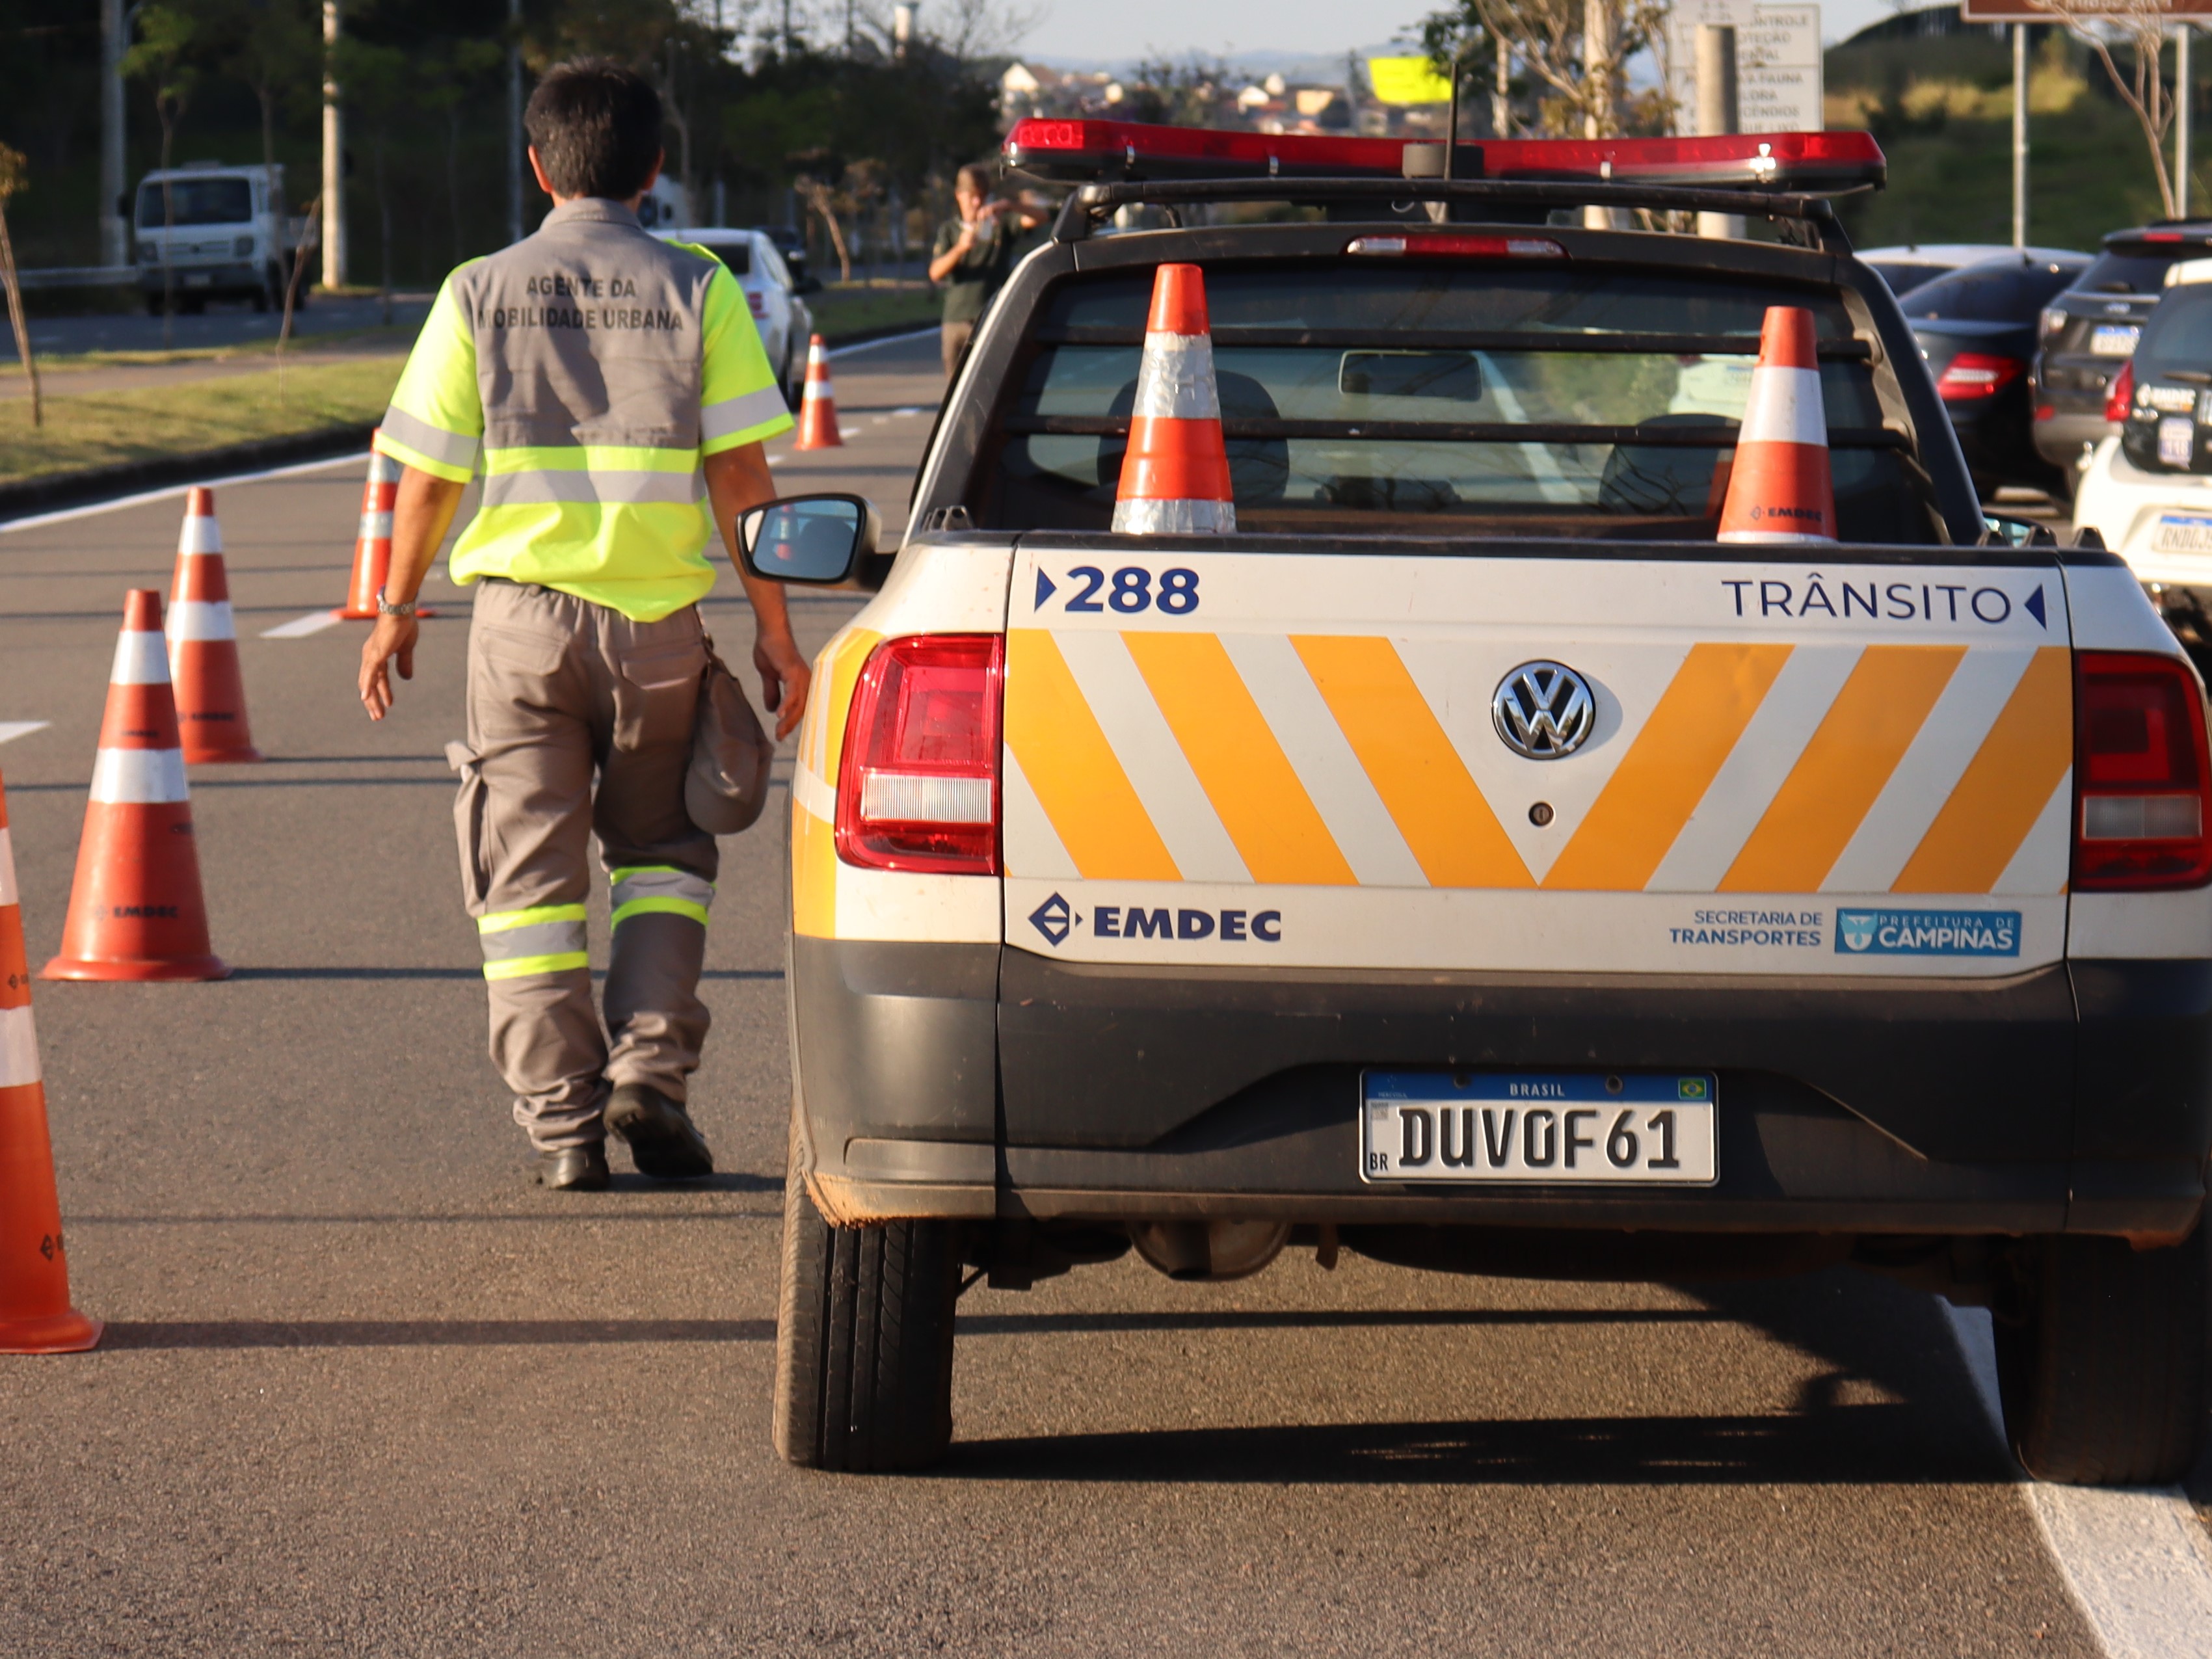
[609,866,713,929]
[478,903,589,980]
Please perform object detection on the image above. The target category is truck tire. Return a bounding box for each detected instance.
[1995,1228,2208,1485]
[771,1145,959,1472]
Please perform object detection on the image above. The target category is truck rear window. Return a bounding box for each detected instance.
[978,261,1941,542]
[137,179,252,228]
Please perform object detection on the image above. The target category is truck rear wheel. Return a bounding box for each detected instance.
[771,1144,959,1472]
[1995,1229,2207,1485]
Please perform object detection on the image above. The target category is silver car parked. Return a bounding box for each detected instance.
[652,227,817,408]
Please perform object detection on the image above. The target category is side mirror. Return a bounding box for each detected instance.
[738,493,880,585]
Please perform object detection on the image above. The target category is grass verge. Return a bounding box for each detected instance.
[806,281,940,339]
[0,355,403,485]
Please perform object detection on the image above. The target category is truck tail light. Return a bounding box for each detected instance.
[1344,233,1565,258]
[2104,360,2135,423]
[1937,352,2024,401]
[2073,651,2212,890]
[836,635,1004,875]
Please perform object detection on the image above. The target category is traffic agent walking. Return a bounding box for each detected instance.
[358,60,806,1191]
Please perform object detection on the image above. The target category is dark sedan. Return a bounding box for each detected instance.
[1903,251,2090,499]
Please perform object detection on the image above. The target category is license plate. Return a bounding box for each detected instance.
[1361,1070,1718,1185]
[2092,324,2140,356]
[2161,416,2196,466]
[2154,513,2212,551]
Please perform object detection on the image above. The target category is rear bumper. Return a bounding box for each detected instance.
[789,939,2212,1240]
[2033,408,2114,470]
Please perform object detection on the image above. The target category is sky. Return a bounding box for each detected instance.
[1015,0,1908,70]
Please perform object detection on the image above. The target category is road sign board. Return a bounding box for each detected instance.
[1668,1,1824,135]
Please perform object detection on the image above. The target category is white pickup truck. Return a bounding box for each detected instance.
[134,162,311,315]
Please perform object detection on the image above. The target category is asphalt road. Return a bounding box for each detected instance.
[0,328,2198,1655]
[3,294,436,360]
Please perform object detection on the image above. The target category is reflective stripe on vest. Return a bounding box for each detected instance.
[609,866,713,929]
[478,902,588,979]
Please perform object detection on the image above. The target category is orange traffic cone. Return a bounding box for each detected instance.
[334,447,433,620]
[1716,306,1835,545]
[793,336,843,450]
[1112,264,1235,535]
[0,769,101,1354]
[43,591,228,983]
[166,488,263,764]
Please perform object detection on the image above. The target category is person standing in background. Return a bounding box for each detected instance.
[928,163,1043,378]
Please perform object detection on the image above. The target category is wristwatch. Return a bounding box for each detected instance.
[375,587,416,618]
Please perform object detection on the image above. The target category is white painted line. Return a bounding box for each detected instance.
[825,326,938,360]
[0,451,370,533]
[1945,1303,2212,1658]
[892,406,924,417]
[262,609,345,639]
[0,721,50,745]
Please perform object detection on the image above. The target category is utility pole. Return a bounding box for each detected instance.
[1695,25,1744,241]
[321,0,347,289]
[2179,24,2194,219]
[507,0,524,244]
[2013,23,2028,248]
[101,0,127,267]
[1493,34,1510,138]
[1582,0,1618,228]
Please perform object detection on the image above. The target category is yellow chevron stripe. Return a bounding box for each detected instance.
[1124,631,1358,886]
[1003,629,1180,881]
[1720,644,1965,893]
[1292,633,1532,888]
[1893,645,2072,894]
[1543,643,1793,891]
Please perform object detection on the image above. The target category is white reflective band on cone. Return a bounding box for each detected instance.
[0,829,16,907]
[1720,529,1835,546]
[1112,498,1235,535]
[109,630,173,685]
[357,511,394,540]
[176,518,222,555]
[90,747,189,804]
[166,600,237,643]
[1740,366,1828,445]
[0,1005,40,1090]
[1131,334,1224,419]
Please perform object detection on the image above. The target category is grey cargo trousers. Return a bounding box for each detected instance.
[450,578,718,1151]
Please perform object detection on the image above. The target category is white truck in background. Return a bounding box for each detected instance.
[133,161,312,315]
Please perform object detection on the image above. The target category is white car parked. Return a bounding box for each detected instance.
[2072,258,2212,597]
[652,227,816,408]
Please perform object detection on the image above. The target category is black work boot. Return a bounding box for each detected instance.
[605,1083,714,1180]
[535,1142,611,1191]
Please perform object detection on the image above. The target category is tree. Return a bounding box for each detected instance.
[206,0,320,219]
[416,37,505,262]
[1418,0,1672,139]
[332,36,410,321]
[122,3,203,343]
[2032,0,2185,217]
[0,144,42,429]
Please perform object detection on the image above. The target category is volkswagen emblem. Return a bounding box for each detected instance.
[1493,661,1595,759]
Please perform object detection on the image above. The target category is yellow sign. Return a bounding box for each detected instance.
[1366,55,1455,105]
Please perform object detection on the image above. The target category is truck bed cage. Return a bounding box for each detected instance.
[1050,178,1858,254]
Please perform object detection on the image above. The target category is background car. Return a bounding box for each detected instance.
[2072,261,2212,656]
[1897,250,2090,499]
[652,227,815,406]
[2034,222,2212,484]
[1859,241,2079,297]
[754,222,814,289]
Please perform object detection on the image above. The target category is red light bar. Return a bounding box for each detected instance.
[1344,233,1566,258]
[1002,120,1886,193]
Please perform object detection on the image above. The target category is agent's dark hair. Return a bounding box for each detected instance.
[526,59,663,200]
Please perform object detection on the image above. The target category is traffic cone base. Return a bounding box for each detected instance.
[0,770,101,1354]
[1716,305,1837,545]
[168,488,265,763]
[44,591,228,983]
[794,336,843,450]
[1113,264,1236,536]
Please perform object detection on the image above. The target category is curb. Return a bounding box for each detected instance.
[0,319,938,525]
[0,423,377,523]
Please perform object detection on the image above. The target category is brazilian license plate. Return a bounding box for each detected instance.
[2155,513,2212,552]
[1360,1071,1718,1185]
[2092,324,2140,356]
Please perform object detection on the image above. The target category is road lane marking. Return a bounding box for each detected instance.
[825,326,937,359]
[263,610,345,639]
[1947,1304,2212,1657]
[0,451,368,532]
[0,721,49,745]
